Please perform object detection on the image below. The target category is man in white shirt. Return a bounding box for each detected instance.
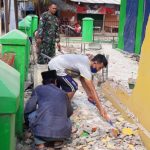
[48,54,109,120]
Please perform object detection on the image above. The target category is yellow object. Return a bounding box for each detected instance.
[101,136,110,143]
[102,16,150,149]
[129,16,150,134]
[127,16,150,149]
[122,128,133,135]
[133,130,139,135]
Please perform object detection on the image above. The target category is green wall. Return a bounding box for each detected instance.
[118,0,127,50]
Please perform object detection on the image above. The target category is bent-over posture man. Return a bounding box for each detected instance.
[48,54,109,120]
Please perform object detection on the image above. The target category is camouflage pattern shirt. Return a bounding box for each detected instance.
[38,11,60,43]
[37,11,60,64]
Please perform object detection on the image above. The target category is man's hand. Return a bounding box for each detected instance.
[57,43,64,54]
[57,43,61,50]
[36,38,42,46]
[88,97,110,121]
[99,106,110,121]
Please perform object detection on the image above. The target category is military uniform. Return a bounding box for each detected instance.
[37,11,60,64]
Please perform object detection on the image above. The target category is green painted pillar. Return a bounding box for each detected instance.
[0,29,30,136]
[118,0,127,50]
[0,60,20,150]
[82,18,94,42]
[135,0,144,54]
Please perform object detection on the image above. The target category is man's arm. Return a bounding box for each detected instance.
[80,77,108,120]
[55,18,61,52]
[55,18,60,43]
[36,14,46,45]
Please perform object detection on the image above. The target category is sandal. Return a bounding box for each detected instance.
[34,144,47,150]
[34,147,47,150]
[54,141,64,149]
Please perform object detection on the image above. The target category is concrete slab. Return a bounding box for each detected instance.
[33,64,48,87]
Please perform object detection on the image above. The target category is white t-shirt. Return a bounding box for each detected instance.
[48,54,92,80]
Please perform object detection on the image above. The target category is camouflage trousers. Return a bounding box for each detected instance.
[37,40,55,64]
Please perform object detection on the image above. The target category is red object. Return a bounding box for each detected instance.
[74,23,81,33]
[92,127,97,132]
[77,5,87,13]
[0,53,15,66]
[99,6,115,14]
[76,5,115,14]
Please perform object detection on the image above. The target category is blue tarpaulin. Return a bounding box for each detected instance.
[123,0,138,53]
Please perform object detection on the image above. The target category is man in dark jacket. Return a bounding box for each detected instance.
[24,70,73,150]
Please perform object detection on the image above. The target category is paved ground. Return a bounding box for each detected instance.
[17,42,146,150]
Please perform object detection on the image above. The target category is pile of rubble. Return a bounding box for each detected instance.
[19,87,146,150]
[17,43,146,150]
[63,89,146,150]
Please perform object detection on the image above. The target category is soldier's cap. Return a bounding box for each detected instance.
[41,70,57,80]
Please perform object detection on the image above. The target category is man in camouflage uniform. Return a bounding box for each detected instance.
[36,3,60,64]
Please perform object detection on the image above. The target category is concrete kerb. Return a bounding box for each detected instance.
[33,64,48,87]
[101,81,150,149]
